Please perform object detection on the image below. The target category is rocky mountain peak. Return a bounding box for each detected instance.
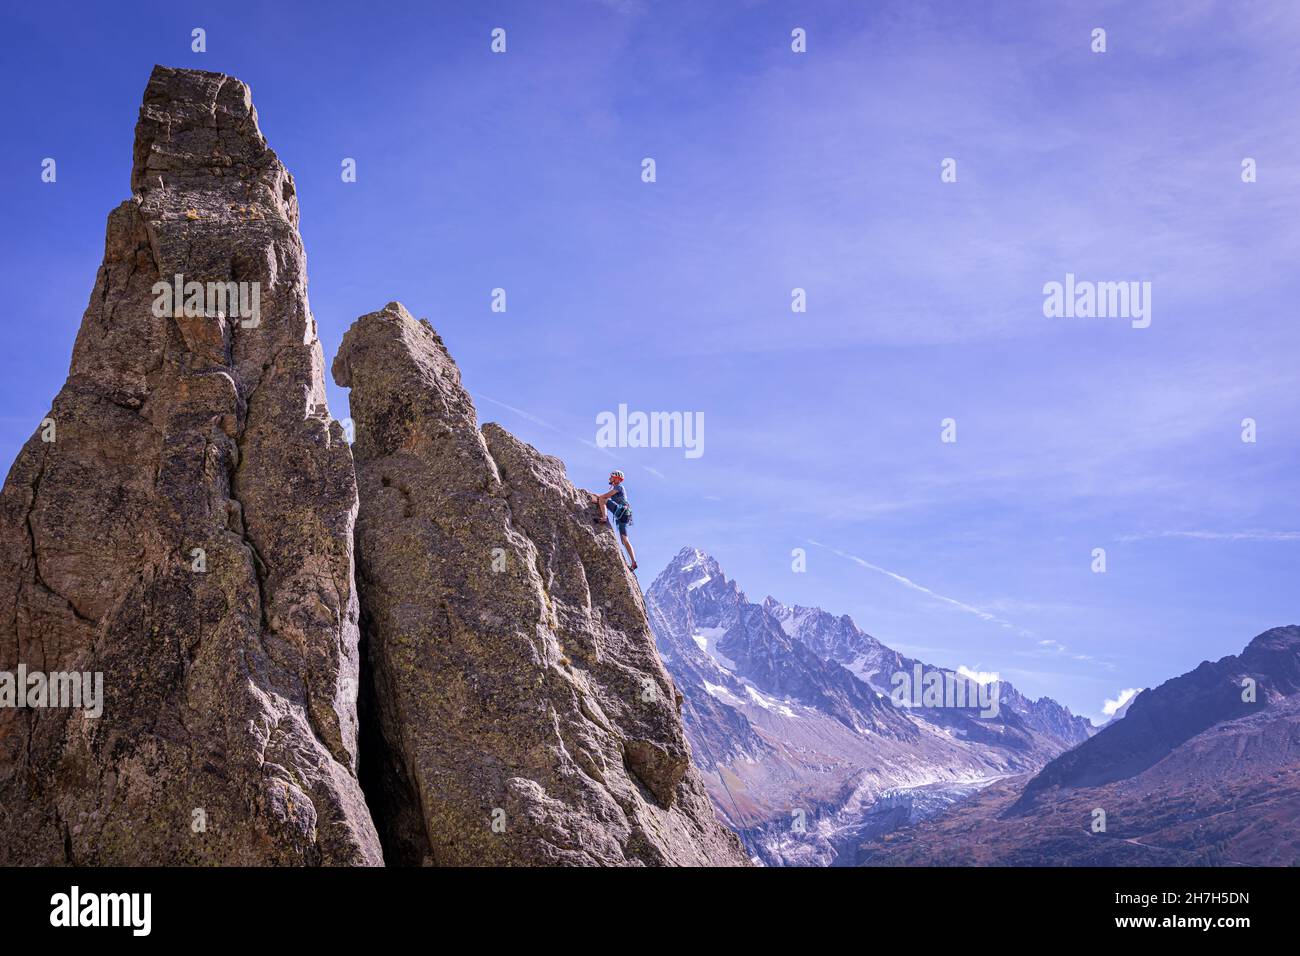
[661,546,725,584]
[0,65,379,865]
[132,66,285,213]
[1239,625,1300,696]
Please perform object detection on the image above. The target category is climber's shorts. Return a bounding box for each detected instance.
[616,517,630,537]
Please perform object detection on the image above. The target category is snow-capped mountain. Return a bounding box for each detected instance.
[646,547,1095,865]
[761,594,1093,750]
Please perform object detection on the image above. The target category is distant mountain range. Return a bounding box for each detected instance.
[646,547,1095,865]
[857,625,1300,866]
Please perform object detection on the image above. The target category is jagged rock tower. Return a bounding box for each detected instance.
[334,303,748,865]
[0,66,381,864]
[0,66,745,867]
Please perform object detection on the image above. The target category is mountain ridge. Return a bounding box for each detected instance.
[1012,624,1300,810]
[646,545,1094,865]
[858,625,1300,866]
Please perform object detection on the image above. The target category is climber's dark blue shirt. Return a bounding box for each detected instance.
[608,484,628,522]
[608,484,627,508]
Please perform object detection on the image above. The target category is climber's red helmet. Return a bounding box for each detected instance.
[609,470,624,485]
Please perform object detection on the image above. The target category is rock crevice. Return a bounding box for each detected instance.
[334,302,747,866]
[1,66,744,867]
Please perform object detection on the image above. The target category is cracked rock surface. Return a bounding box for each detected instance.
[0,66,380,864]
[334,303,748,866]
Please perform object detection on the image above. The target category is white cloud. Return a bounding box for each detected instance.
[1102,687,1141,718]
[957,665,1000,686]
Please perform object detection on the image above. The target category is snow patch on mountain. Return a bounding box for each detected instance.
[745,685,798,718]
[692,626,736,669]
[646,546,1097,866]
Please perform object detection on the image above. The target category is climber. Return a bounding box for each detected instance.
[591,470,638,571]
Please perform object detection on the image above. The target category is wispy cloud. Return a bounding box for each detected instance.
[1032,638,1097,664]
[807,539,1021,631]
[1118,530,1300,543]
[475,391,619,459]
[808,540,1116,671]
[585,0,646,13]
[475,392,564,434]
[475,393,675,490]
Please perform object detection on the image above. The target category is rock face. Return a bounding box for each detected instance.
[0,66,381,864]
[333,303,747,866]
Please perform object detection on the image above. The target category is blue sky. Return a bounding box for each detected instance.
[1,0,1296,721]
